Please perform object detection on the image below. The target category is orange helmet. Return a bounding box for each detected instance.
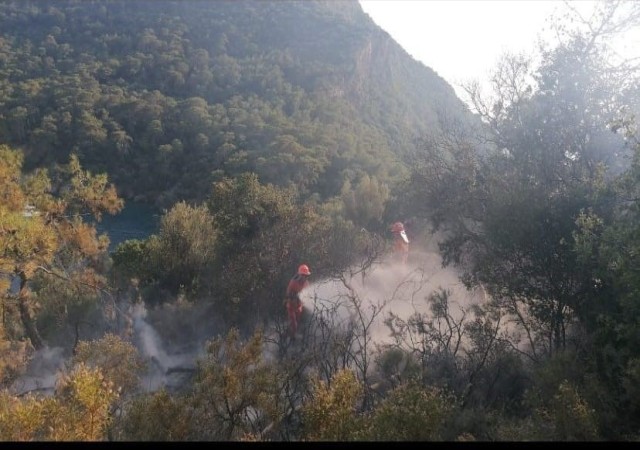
[298,264,311,276]
[390,222,404,233]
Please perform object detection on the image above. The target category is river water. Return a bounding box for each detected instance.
[96,201,160,252]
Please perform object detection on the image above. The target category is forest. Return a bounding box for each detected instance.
[2,0,640,441]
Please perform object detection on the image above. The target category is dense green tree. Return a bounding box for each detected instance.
[524,379,600,441]
[146,201,217,300]
[109,238,153,290]
[399,1,640,439]
[0,145,122,350]
[573,134,640,434]
[405,2,634,361]
[205,172,374,328]
[340,173,389,229]
[0,0,469,208]
[110,202,217,304]
[363,382,454,441]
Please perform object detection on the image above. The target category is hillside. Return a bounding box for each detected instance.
[4,1,640,441]
[0,0,470,207]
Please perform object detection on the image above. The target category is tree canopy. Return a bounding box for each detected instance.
[0,0,470,209]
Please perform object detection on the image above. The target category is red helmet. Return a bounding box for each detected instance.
[390,222,404,233]
[298,264,311,276]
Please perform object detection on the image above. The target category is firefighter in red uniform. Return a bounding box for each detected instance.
[285,264,311,338]
[390,222,409,264]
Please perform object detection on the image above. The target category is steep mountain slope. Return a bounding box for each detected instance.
[0,0,471,207]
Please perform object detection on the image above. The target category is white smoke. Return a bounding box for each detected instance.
[302,247,483,346]
[9,346,66,396]
[131,302,200,392]
[8,236,485,397]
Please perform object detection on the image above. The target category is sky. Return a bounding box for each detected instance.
[358,1,638,102]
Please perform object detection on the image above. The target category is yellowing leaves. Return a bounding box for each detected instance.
[0,364,119,441]
[72,334,145,397]
[364,383,454,441]
[0,144,26,211]
[0,331,29,389]
[57,218,104,258]
[66,154,123,221]
[0,392,48,441]
[0,146,123,351]
[49,363,119,441]
[188,328,279,440]
[302,369,363,441]
[0,206,58,266]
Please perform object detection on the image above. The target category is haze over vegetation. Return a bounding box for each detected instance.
[1,0,640,441]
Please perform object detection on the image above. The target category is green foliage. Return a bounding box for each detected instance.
[32,269,102,347]
[0,144,27,210]
[0,327,29,387]
[146,201,217,300]
[206,173,299,322]
[110,239,152,286]
[0,390,49,441]
[111,389,191,441]
[206,173,369,327]
[72,334,145,398]
[207,173,296,251]
[302,369,364,441]
[1,1,640,442]
[0,146,122,350]
[535,380,599,441]
[362,382,454,441]
[115,328,283,441]
[341,173,390,228]
[405,2,632,367]
[373,347,421,388]
[494,415,539,441]
[0,1,468,208]
[529,352,589,403]
[111,202,217,303]
[497,378,600,441]
[623,358,640,419]
[48,363,119,441]
[188,328,280,440]
[0,364,118,441]
[64,154,123,221]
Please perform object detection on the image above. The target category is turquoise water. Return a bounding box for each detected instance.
[96,202,160,252]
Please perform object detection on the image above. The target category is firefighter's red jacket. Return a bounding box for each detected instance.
[286,274,309,302]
